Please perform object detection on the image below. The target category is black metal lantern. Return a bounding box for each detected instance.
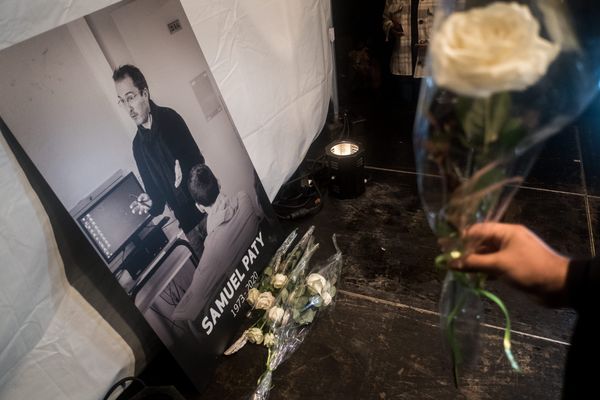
[325,139,365,199]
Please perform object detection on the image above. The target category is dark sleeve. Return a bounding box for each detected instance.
[563,258,600,396]
[133,140,165,216]
[168,110,204,170]
[566,257,600,312]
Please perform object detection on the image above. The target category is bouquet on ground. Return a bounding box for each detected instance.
[413,0,598,385]
[224,227,343,400]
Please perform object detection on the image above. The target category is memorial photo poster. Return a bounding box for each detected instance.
[0,0,282,389]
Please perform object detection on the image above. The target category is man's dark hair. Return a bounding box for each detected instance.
[188,164,220,207]
[112,64,148,94]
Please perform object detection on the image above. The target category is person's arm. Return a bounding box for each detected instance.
[169,110,204,165]
[383,0,403,41]
[383,1,394,41]
[565,257,600,312]
[458,223,571,306]
[133,141,165,216]
[165,109,204,190]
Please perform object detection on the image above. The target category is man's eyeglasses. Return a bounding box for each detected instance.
[117,92,139,107]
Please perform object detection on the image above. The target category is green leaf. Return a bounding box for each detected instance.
[434,218,458,238]
[294,295,309,310]
[498,118,526,151]
[461,98,486,145]
[259,283,275,293]
[296,309,316,325]
[455,97,473,125]
[457,92,513,153]
[292,308,301,321]
[280,288,289,302]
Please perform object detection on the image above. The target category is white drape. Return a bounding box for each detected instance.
[0,132,135,400]
[182,0,333,199]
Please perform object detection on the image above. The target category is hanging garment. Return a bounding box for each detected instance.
[383,0,412,76]
[414,0,435,78]
[383,0,435,78]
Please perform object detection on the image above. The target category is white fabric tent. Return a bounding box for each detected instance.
[0,133,135,399]
[182,0,333,200]
[0,1,333,398]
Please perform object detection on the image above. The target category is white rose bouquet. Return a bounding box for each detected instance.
[414,0,598,386]
[224,227,343,400]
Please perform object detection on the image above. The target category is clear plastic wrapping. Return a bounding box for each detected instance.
[223,227,343,400]
[413,0,600,385]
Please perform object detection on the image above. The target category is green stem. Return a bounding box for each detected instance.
[476,289,520,372]
[249,313,267,331]
[442,269,520,389]
[484,97,492,154]
[265,347,273,370]
[257,348,274,385]
[258,319,267,330]
[445,289,468,387]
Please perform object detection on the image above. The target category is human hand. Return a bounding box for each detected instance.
[174,159,182,188]
[457,223,570,305]
[129,192,152,215]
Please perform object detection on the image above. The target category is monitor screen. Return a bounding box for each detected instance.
[77,172,150,262]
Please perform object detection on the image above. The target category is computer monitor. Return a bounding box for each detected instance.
[74,172,151,263]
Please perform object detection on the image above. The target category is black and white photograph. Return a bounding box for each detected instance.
[0,0,281,388]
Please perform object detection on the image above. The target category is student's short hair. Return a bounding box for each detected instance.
[188,164,220,207]
[112,64,148,94]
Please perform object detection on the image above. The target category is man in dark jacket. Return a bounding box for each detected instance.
[113,64,206,258]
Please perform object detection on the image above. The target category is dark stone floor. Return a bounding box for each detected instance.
[133,82,600,399]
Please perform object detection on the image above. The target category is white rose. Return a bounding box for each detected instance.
[430,2,560,98]
[322,291,333,306]
[271,273,288,289]
[247,288,260,306]
[306,273,327,295]
[245,328,264,344]
[255,292,275,310]
[268,306,285,324]
[263,332,276,347]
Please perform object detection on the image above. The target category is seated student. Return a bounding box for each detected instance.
[171,164,261,322]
